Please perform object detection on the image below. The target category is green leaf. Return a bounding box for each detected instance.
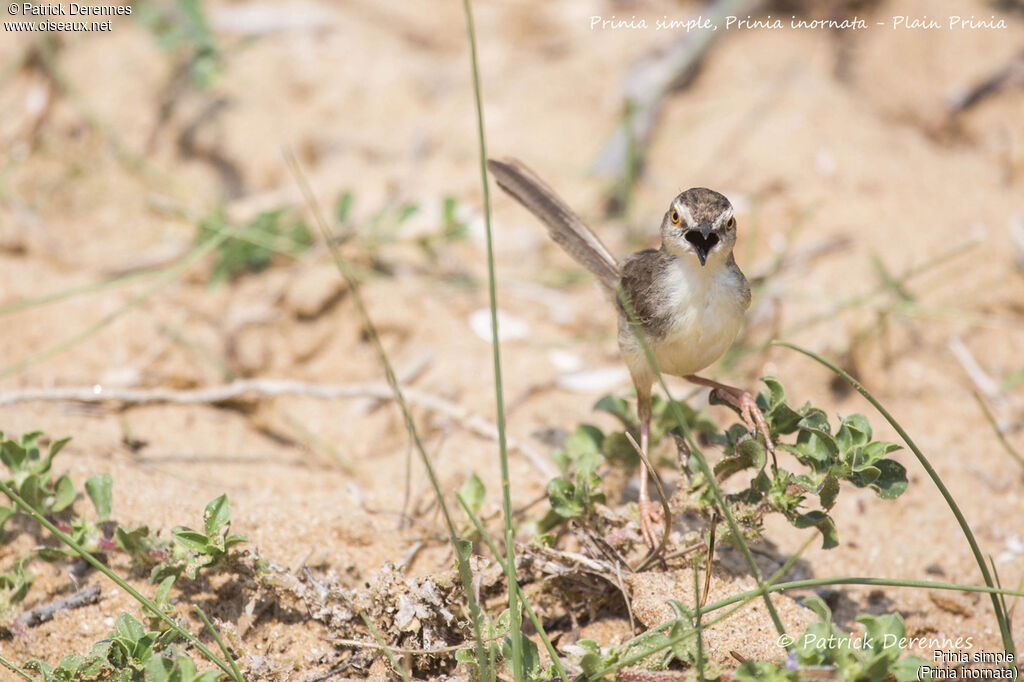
[500,634,541,675]
[154,576,175,608]
[56,653,87,676]
[156,624,181,649]
[802,595,833,623]
[768,402,804,436]
[848,465,881,488]
[458,473,486,514]
[224,533,247,549]
[794,511,839,549]
[85,473,113,521]
[43,436,72,472]
[715,438,765,481]
[626,630,673,663]
[52,474,76,513]
[549,448,569,474]
[396,201,419,224]
[835,414,872,454]
[565,424,604,458]
[738,438,766,469]
[791,472,824,493]
[114,612,146,641]
[1,437,28,472]
[132,631,158,662]
[857,612,905,658]
[579,652,605,676]
[335,190,354,224]
[115,525,151,552]
[440,196,469,240]
[798,409,833,437]
[173,529,212,551]
[756,377,805,436]
[453,538,472,569]
[19,473,43,510]
[548,478,583,518]
[667,618,697,662]
[602,431,638,465]
[869,459,908,499]
[714,455,753,481]
[594,394,634,428]
[203,494,231,536]
[819,474,840,509]
[143,655,174,682]
[455,647,477,663]
[863,440,902,461]
[22,659,56,677]
[761,376,787,407]
[792,433,834,472]
[36,546,71,562]
[494,608,513,634]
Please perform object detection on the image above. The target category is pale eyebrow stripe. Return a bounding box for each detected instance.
[673,201,695,226]
[714,206,734,227]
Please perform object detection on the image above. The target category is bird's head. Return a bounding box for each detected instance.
[660,188,737,267]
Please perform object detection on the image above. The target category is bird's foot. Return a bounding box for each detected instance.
[638,487,663,549]
[686,375,776,466]
[714,386,776,466]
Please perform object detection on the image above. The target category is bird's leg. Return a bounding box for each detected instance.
[685,374,776,466]
[636,387,662,548]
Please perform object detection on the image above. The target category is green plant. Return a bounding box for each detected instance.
[134,0,221,89]
[198,207,313,285]
[0,474,243,681]
[36,473,114,561]
[779,341,1017,660]
[114,494,246,583]
[0,555,34,621]
[536,425,608,534]
[735,597,928,681]
[0,430,116,564]
[568,601,709,676]
[454,607,563,682]
[536,376,908,552]
[0,431,73,536]
[24,611,221,682]
[707,376,907,549]
[333,189,471,261]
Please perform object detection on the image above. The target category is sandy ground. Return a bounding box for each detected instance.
[1,0,1023,679]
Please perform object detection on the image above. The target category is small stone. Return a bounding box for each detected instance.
[284,265,345,319]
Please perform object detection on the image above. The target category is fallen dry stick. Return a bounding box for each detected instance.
[14,584,101,630]
[0,379,556,477]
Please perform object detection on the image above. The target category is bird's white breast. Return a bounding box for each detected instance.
[651,258,747,377]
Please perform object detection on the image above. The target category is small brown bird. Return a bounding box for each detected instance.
[488,158,773,546]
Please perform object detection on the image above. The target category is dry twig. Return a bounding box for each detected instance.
[0,379,555,477]
[12,584,101,630]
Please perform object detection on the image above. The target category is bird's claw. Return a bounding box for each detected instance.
[638,493,663,549]
[713,387,776,466]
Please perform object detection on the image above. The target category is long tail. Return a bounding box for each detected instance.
[488,158,619,291]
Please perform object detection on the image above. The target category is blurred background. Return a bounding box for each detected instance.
[1,0,1023,675]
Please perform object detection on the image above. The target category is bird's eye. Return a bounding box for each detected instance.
[670,210,680,225]
[725,216,736,231]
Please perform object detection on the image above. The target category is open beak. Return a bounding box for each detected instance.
[685,221,719,267]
